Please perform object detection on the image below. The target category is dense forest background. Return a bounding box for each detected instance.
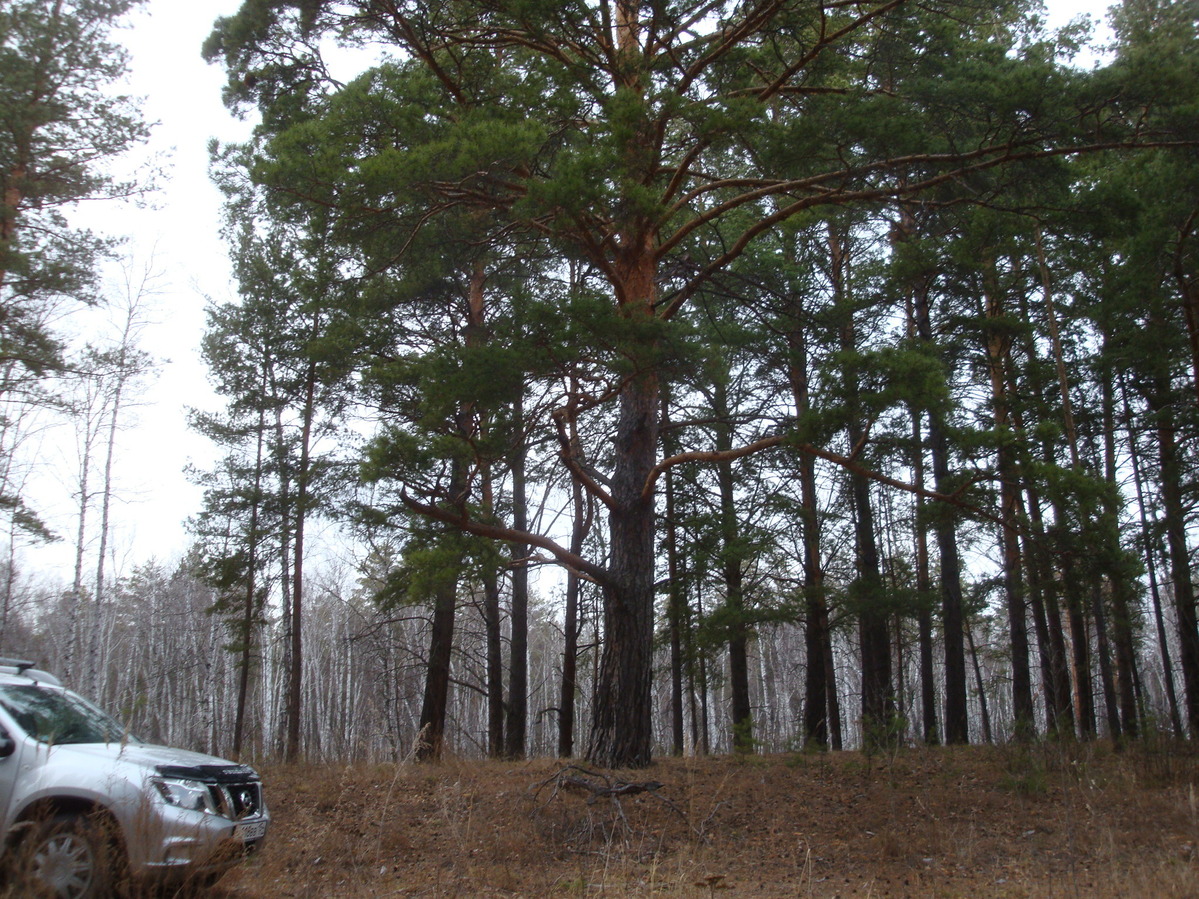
[2,0,1198,769]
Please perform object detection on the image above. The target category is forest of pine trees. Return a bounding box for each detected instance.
[2,0,1199,769]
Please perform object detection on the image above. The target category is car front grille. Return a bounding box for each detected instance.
[157,763,265,820]
[218,780,263,819]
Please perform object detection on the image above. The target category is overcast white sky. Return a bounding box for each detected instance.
[18,0,1113,583]
[20,0,249,580]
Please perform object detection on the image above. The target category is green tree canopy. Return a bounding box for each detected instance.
[205,0,1193,766]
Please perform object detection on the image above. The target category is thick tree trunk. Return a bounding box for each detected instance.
[587,371,659,767]
[587,236,659,769]
[1006,356,1070,738]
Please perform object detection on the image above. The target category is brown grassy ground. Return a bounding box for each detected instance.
[214,741,1199,897]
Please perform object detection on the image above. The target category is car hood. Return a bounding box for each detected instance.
[49,740,245,774]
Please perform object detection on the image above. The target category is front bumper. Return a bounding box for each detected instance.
[131,803,269,884]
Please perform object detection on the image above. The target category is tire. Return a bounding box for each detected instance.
[18,812,121,899]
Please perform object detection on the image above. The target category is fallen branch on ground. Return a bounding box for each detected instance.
[531,765,708,842]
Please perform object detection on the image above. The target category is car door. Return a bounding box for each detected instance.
[0,715,23,835]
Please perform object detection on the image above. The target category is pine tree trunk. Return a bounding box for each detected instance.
[284,359,317,763]
[909,409,940,746]
[559,392,590,758]
[1090,579,1123,740]
[482,564,504,758]
[663,394,686,757]
[588,369,658,768]
[504,406,529,760]
[852,466,893,748]
[1036,242,1107,740]
[415,256,492,762]
[982,252,1034,739]
[274,402,294,757]
[1061,552,1096,738]
[714,377,752,753]
[995,393,1035,742]
[830,223,892,748]
[1148,381,1199,735]
[1021,526,1059,733]
[966,623,992,744]
[802,546,831,749]
[781,251,833,750]
[1170,211,1199,406]
[912,280,969,744]
[893,205,941,746]
[843,377,892,744]
[1122,373,1183,737]
[1101,356,1139,738]
[1022,480,1075,734]
[587,235,659,769]
[416,557,460,760]
[824,618,843,752]
[234,403,267,758]
[559,475,585,758]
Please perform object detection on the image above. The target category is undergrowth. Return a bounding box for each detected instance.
[207,742,1199,897]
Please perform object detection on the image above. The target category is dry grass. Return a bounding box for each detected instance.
[210,742,1199,897]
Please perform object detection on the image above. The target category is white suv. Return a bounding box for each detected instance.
[0,658,269,897]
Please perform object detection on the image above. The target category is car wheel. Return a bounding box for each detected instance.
[21,812,120,899]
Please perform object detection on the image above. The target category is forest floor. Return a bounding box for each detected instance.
[214,740,1199,898]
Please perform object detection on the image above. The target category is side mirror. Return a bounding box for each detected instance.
[0,729,14,758]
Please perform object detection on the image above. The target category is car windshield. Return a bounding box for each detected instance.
[0,684,133,745]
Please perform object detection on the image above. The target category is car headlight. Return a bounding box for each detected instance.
[153,777,221,815]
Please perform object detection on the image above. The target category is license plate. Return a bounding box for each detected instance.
[237,820,267,841]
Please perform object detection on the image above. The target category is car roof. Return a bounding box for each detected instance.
[0,658,62,687]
